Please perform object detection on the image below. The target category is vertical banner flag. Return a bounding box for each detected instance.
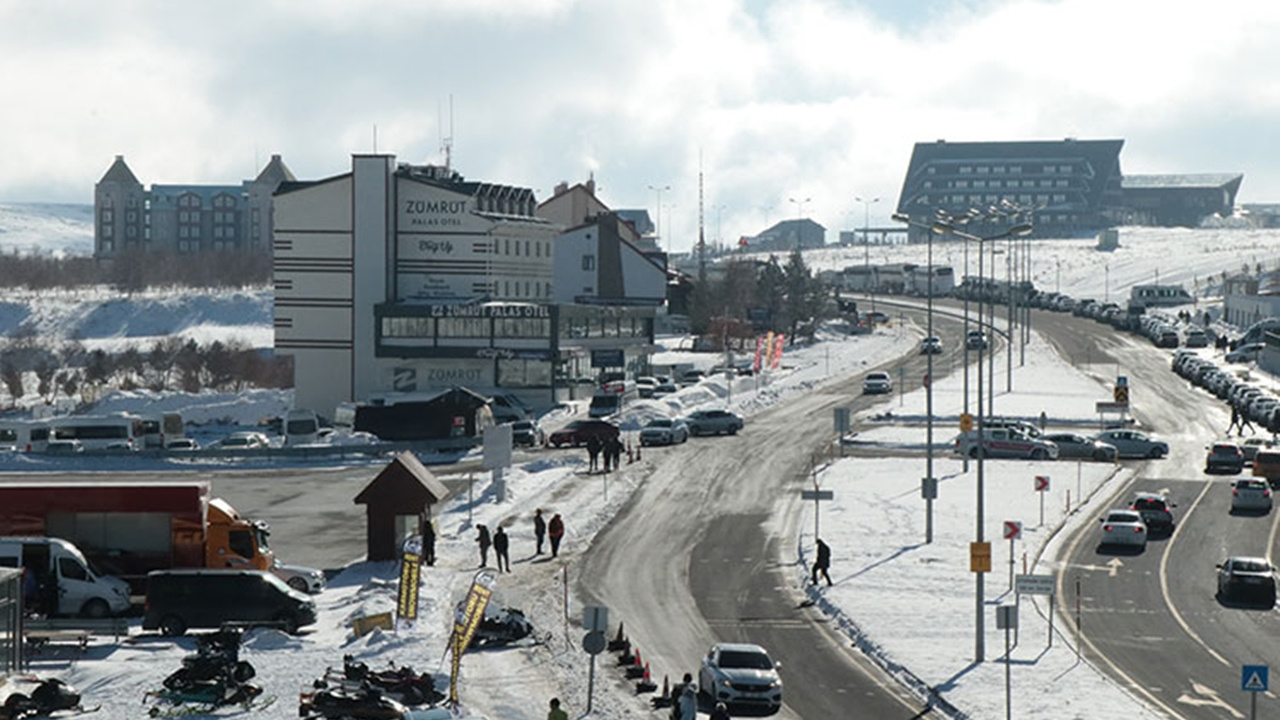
[771,333,786,369]
[763,331,776,367]
[448,569,498,706]
[753,335,765,373]
[396,550,422,623]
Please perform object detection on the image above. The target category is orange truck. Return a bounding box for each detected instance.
[0,480,273,593]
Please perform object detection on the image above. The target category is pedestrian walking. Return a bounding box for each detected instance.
[676,680,698,720]
[601,437,613,472]
[476,524,491,568]
[668,674,693,720]
[587,436,602,472]
[493,526,510,572]
[547,697,568,720]
[1038,410,1047,432]
[548,513,565,558]
[811,538,832,586]
[609,436,624,470]
[422,516,437,566]
[1229,405,1242,436]
[533,508,547,555]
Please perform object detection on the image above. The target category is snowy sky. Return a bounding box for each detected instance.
[5,0,1280,252]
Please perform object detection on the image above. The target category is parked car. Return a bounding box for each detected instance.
[685,409,744,436]
[965,329,988,350]
[1205,442,1245,474]
[142,569,317,636]
[698,642,783,715]
[1130,492,1176,534]
[547,419,620,448]
[636,377,659,398]
[681,369,707,385]
[1241,437,1272,464]
[44,438,84,455]
[1230,478,1273,514]
[862,371,893,395]
[1217,556,1277,605]
[1042,432,1117,462]
[651,380,679,398]
[919,336,943,355]
[218,431,270,449]
[510,419,545,448]
[1093,429,1169,459]
[269,560,327,594]
[639,417,689,447]
[165,437,200,451]
[1226,342,1265,363]
[1098,509,1147,549]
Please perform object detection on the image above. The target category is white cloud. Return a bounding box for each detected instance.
[3,0,1280,250]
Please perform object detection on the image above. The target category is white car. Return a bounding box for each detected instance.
[1093,429,1169,459]
[218,431,270,449]
[699,642,783,715]
[271,561,326,594]
[639,417,689,447]
[862,371,893,394]
[953,428,1059,460]
[1099,509,1147,548]
[636,376,659,398]
[1231,478,1273,513]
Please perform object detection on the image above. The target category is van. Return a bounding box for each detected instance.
[283,408,321,446]
[1253,449,1280,488]
[0,537,132,618]
[142,569,317,636]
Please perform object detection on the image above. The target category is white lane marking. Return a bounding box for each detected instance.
[1176,681,1244,718]
[1158,479,1229,666]
[1107,557,1123,577]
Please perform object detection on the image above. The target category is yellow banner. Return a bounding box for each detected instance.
[396,551,421,621]
[763,331,776,365]
[448,569,498,705]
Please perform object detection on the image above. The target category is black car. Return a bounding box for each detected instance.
[547,419,620,448]
[1131,493,1175,534]
[142,569,316,636]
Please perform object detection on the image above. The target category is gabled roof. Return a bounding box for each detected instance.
[100,155,141,185]
[353,451,450,507]
[253,154,296,185]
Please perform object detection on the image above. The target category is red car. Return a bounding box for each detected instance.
[548,419,620,448]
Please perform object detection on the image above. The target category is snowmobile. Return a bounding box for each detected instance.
[146,628,267,715]
[299,683,410,720]
[467,606,538,648]
[341,655,444,707]
[0,677,84,719]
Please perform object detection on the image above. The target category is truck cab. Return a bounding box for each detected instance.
[205,498,275,571]
[0,536,132,617]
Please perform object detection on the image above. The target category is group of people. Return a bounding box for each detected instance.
[475,508,568,571]
[586,435,625,473]
[666,674,730,720]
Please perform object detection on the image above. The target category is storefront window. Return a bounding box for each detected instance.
[497,359,553,387]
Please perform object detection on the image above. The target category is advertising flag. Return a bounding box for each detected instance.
[448,569,498,705]
[763,331,776,367]
[753,335,765,373]
[771,333,786,369]
[395,551,421,622]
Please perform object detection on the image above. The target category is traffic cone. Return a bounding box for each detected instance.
[650,674,673,709]
[634,647,642,666]
[635,662,657,693]
[661,675,669,698]
[608,623,629,652]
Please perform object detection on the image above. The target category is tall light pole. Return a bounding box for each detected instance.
[931,219,1033,663]
[788,197,811,249]
[649,184,670,249]
[856,196,880,310]
[893,213,936,544]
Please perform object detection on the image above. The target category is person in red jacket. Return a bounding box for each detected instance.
[548,513,565,558]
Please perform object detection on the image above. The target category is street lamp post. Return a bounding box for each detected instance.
[788,197,812,250]
[930,218,1033,663]
[856,196,880,309]
[893,213,937,544]
[649,184,670,249]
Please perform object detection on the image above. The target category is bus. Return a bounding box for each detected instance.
[48,414,145,451]
[0,420,50,453]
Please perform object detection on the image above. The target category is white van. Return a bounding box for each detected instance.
[0,537,132,618]
[284,408,321,445]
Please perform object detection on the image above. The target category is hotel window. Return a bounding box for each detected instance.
[102,225,114,238]
[583,255,596,271]
[954,180,968,189]
[1055,180,1068,188]
[1010,166,1022,174]
[1053,194,1066,203]
[505,239,510,255]
[525,240,530,256]
[1059,165,1071,173]
[514,240,520,256]
[1044,165,1056,174]
[927,167,936,174]
[976,166,989,174]
[974,181,985,189]
[959,166,972,174]
[994,166,1006,174]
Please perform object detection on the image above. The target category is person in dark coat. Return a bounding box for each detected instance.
[422,517,437,566]
[476,524,491,568]
[606,437,622,472]
[493,526,511,572]
[601,437,612,472]
[548,513,565,558]
[587,436,602,472]
[811,538,832,586]
[1229,405,1242,436]
[534,508,547,555]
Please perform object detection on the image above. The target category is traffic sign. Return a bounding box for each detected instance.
[834,407,851,434]
[959,413,974,433]
[801,489,834,501]
[1243,665,1269,693]
[583,630,607,655]
[1003,521,1023,540]
[1114,385,1130,404]
[995,604,1018,630]
[921,477,938,500]
[583,606,609,633]
[970,541,991,573]
[1015,574,1056,596]
[1035,475,1050,492]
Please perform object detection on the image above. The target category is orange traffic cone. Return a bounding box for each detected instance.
[635,662,658,694]
[634,647,642,666]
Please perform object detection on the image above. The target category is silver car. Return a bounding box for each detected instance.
[685,409,744,436]
[699,642,783,715]
[1093,429,1169,459]
[271,561,326,594]
[1231,478,1273,514]
[639,417,689,447]
[1043,432,1117,462]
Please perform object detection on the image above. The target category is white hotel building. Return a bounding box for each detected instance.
[273,156,664,417]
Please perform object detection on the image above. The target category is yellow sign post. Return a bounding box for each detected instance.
[970,541,992,573]
[960,413,975,433]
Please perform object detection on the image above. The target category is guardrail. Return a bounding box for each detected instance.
[33,437,483,462]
